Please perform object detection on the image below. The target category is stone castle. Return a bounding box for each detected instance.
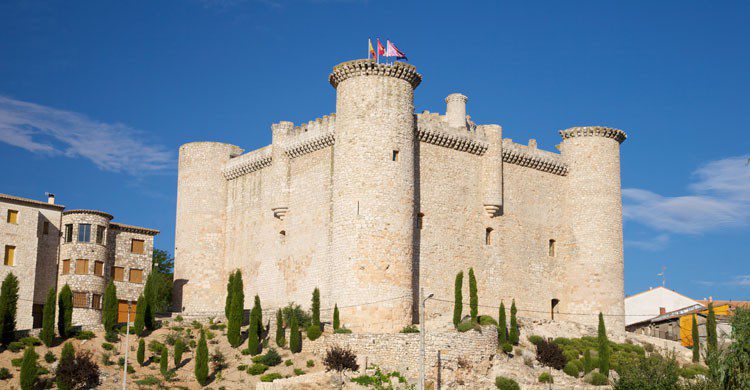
[173,59,627,332]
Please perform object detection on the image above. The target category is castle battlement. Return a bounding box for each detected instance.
[284,114,337,158]
[502,139,568,176]
[416,111,488,155]
[221,146,272,180]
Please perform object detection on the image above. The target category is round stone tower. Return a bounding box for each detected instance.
[559,126,627,332]
[329,59,422,332]
[173,141,243,316]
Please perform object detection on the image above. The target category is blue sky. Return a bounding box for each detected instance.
[1,1,748,301]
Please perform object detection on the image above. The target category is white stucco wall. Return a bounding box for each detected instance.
[625,287,699,326]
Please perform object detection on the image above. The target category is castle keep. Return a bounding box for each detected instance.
[173,59,627,332]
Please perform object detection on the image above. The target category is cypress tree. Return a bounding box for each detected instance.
[143,272,156,330]
[509,300,519,345]
[56,342,75,390]
[598,312,610,376]
[311,287,321,327]
[333,304,340,330]
[174,339,185,367]
[275,309,285,347]
[102,282,118,332]
[253,295,263,337]
[137,338,145,365]
[40,288,56,347]
[247,309,260,355]
[707,302,718,354]
[0,272,20,345]
[195,330,208,385]
[225,270,236,319]
[468,268,478,323]
[453,271,463,327]
[20,346,38,390]
[133,295,146,336]
[160,347,169,376]
[57,284,73,338]
[692,314,700,363]
[498,301,508,344]
[289,312,301,353]
[227,271,244,347]
[583,349,593,374]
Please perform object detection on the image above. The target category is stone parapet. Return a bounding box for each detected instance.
[417,112,488,155]
[284,115,336,159]
[221,147,272,180]
[329,59,422,89]
[559,126,627,144]
[502,139,569,176]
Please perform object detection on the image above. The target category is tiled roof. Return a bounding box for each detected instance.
[0,193,65,210]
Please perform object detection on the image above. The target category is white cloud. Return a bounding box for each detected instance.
[623,155,750,234]
[625,234,670,251]
[0,96,174,175]
[731,275,750,286]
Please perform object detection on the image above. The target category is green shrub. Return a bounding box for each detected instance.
[194,331,208,385]
[101,342,114,351]
[290,314,302,353]
[453,272,463,327]
[528,335,543,346]
[174,339,186,366]
[160,348,168,376]
[680,363,709,379]
[252,348,282,367]
[247,363,268,375]
[495,376,520,390]
[8,341,24,352]
[597,313,610,376]
[306,324,322,341]
[101,282,117,332]
[20,337,41,346]
[468,268,478,322]
[501,343,513,354]
[457,320,479,332]
[306,359,315,367]
[284,359,293,366]
[334,328,352,334]
[275,309,285,348]
[563,348,579,362]
[148,340,166,354]
[294,368,305,375]
[40,289,56,347]
[137,339,145,366]
[57,284,73,339]
[75,331,95,340]
[135,375,161,386]
[613,353,679,389]
[400,325,419,333]
[311,287,320,328]
[0,367,11,379]
[11,358,23,367]
[174,315,184,322]
[260,372,283,382]
[0,273,20,346]
[538,372,553,383]
[282,303,311,330]
[19,346,38,390]
[104,331,119,343]
[44,351,56,363]
[333,304,340,330]
[564,360,582,377]
[479,315,498,326]
[237,364,248,371]
[588,372,608,386]
[498,301,508,344]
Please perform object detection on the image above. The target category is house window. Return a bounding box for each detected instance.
[113,266,124,282]
[61,259,71,275]
[485,228,493,245]
[96,225,105,244]
[64,224,73,243]
[94,261,104,277]
[131,239,144,254]
[392,150,399,161]
[7,210,18,224]
[43,221,49,235]
[73,292,87,308]
[4,246,15,266]
[75,259,89,275]
[549,239,556,257]
[417,213,424,230]
[78,224,91,243]
[91,294,102,310]
[129,269,143,283]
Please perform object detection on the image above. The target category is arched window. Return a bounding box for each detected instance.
[548,239,556,257]
[485,227,493,245]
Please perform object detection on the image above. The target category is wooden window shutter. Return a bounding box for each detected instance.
[75,259,88,275]
[73,292,87,308]
[94,261,104,276]
[4,246,15,266]
[62,259,70,274]
[7,210,18,224]
[131,239,145,254]
[129,269,143,283]
[113,266,124,282]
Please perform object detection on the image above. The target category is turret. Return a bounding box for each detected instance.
[271,122,293,220]
[559,126,627,331]
[481,124,503,217]
[173,141,243,316]
[329,59,422,331]
[445,93,468,128]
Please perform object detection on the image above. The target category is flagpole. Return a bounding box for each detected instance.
[376,37,379,64]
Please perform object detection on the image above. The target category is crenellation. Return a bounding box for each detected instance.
[502,139,569,176]
[221,146,272,180]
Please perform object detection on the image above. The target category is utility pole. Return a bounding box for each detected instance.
[122,300,132,390]
[419,288,434,390]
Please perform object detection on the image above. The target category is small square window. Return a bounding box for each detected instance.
[78,224,91,243]
[92,294,102,310]
[131,239,144,254]
[73,292,87,308]
[4,245,15,266]
[61,259,71,275]
[129,269,143,283]
[43,221,49,235]
[113,266,124,282]
[549,239,556,257]
[64,224,73,243]
[75,259,88,275]
[7,210,18,224]
[96,225,105,244]
[392,150,399,161]
[94,261,104,277]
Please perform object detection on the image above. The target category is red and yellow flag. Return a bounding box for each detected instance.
[368,38,376,59]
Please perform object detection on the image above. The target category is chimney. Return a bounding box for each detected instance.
[445,93,468,128]
[46,193,55,205]
[659,307,666,315]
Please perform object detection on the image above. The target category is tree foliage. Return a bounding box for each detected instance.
[612,352,679,390]
[20,346,38,390]
[227,270,244,348]
[247,306,261,356]
[289,313,301,353]
[40,288,56,347]
[58,284,73,339]
[102,282,118,332]
[453,271,463,327]
[0,272,20,345]
[468,268,478,323]
[536,338,566,369]
[706,302,718,354]
[498,301,507,344]
[56,342,76,390]
[598,312,611,376]
[275,309,285,348]
[150,249,173,314]
[509,300,519,345]
[323,345,359,373]
[133,295,146,336]
[174,338,185,367]
[137,338,145,366]
[333,304,340,330]
[194,331,209,385]
[225,270,237,320]
[160,347,169,376]
[311,287,321,327]
[692,314,700,363]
